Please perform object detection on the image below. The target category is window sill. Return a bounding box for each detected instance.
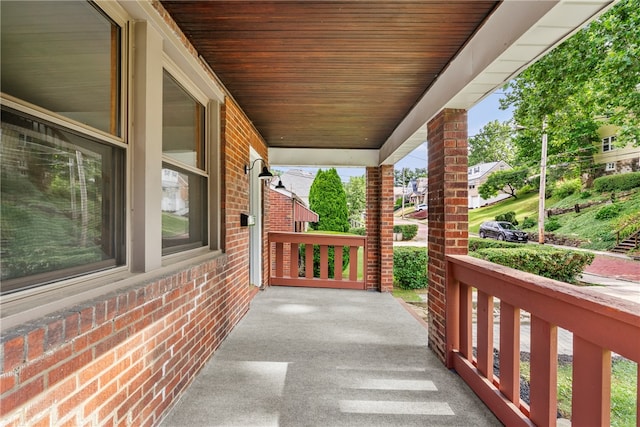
[1,249,226,333]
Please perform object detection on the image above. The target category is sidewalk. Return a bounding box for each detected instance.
[161,287,500,427]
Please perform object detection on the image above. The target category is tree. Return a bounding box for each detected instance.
[308,168,349,232]
[500,0,640,174]
[307,168,350,277]
[393,168,426,187]
[343,175,365,225]
[468,120,516,166]
[478,168,529,200]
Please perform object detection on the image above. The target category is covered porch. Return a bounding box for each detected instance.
[1,1,637,426]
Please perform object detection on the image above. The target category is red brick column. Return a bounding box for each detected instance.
[366,165,394,292]
[427,109,468,363]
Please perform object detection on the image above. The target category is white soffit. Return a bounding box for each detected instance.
[380,0,616,166]
[269,148,379,167]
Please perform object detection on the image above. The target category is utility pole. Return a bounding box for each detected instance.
[538,118,548,244]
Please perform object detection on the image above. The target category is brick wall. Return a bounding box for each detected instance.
[0,98,267,426]
[365,165,394,292]
[427,108,469,363]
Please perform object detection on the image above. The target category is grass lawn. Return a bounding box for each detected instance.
[468,192,539,233]
[520,358,637,426]
[392,288,425,302]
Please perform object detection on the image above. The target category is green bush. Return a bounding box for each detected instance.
[521,217,536,229]
[593,172,640,193]
[349,227,366,236]
[495,211,518,225]
[469,237,522,252]
[471,247,594,283]
[545,217,561,232]
[555,178,582,198]
[595,203,622,220]
[517,184,535,196]
[393,224,418,240]
[393,246,428,289]
[579,190,592,199]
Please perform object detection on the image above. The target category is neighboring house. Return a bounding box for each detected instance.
[275,169,315,207]
[468,161,512,209]
[594,124,640,175]
[269,184,318,232]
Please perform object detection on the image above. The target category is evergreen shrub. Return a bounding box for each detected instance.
[471,247,594,283]
[393,246,427,289]
[393,224,418,240]
[593,172,640,192]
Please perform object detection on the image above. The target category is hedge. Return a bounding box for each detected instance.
[593,172,640,193]
[393,246,428,289]
[469,237,522,251]
[470,247,594,283]
[393,224,419,240]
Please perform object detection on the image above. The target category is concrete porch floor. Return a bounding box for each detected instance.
[160,287,500,427]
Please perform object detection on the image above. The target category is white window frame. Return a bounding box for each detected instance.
[605,162,616,171]
[602,135,616,153]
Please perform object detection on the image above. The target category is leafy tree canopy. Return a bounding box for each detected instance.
[500,0,640,172]
[478,167,529,200]
[468,120,517,166]
[343,175,366,223]
[308,168,350,232]
[393,167,426,187]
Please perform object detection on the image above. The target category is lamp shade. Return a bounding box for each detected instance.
[275,179,285,189]
[258,166,273,180]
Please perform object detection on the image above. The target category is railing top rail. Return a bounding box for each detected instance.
[447,254,640,360]
[269,231,366,246]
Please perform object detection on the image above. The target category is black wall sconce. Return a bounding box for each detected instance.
[275,179,286,189]
[244,158,273,180]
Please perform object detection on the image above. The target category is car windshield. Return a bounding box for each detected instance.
[498,222,516,230]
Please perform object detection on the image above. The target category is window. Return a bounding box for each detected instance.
[605,162,616,171]
[1,1,125,294]
[162,71,208,254]
[602,136,617,152]
[1,108,125,294]
[1,1,122,137]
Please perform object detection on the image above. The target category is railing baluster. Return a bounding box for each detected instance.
[275,242,284,278]
[334,245,343,280]
[460,283,472,359]
[499,301,520,404]
[305,244,314,279]
[530,316,557,427]
[477,291,494,379]
[290,243,299,278]
[349,246,358,281]
[320,245,328,279]
[572,336,611,426]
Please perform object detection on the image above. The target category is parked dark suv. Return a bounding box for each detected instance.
[478,221,528,243]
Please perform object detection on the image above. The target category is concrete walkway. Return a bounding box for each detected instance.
[161,287,500,427]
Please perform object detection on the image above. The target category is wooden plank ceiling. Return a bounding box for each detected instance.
[160,1,498,150]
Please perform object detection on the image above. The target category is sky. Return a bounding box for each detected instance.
[275,90,514,181]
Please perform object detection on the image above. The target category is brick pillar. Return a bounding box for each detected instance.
[366,165,394,292]
[427,109,468,363]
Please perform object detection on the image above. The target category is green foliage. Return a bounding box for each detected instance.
[349,227,366,236]
[593,172,640,193]
[495,211,518,225]
[595,203,623,220]
[394,167,426,187]
[580,191,592,199]
[517,184,535,196]
[545,217,561,232]
[393,246,428,289]
[393,224,418,240]
[501,0,640,174]
[554,178,582,199]
[308,168,350,232]
[468,120,516,166]
[471,247,594,283]
[344,175,366,223]
[478,167,529,199]
[469,237,522,252]
[521,217,536,229]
